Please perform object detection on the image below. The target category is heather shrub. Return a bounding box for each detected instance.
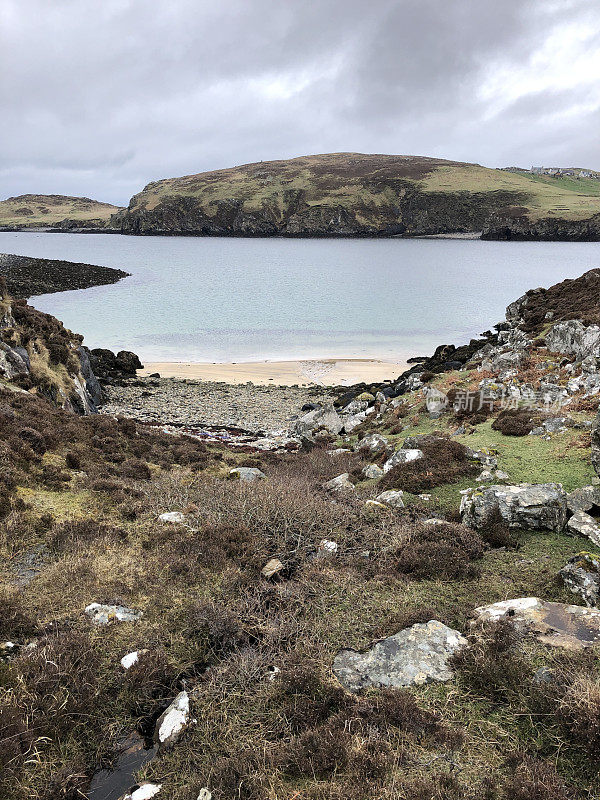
[392,520,484,579]
[492,409,537,436]
[380,435,479,493]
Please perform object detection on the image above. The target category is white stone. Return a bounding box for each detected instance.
[567,510,600,546]
[159,511,186,524]
[85,603,143,625]
[382,448,424,474]
[123,784,162,800]
[120,649,148,670]
[156,691,190,746]
[317,539,338,557]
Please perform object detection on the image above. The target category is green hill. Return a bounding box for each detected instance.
[114,152,600,239]
[0,194,123,230]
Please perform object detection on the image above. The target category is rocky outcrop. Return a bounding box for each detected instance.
[482,212,600,241]
[87,348,143,382]
[0,297,103,413]
[332,621,466,690]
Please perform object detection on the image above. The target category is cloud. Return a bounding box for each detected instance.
[1,0,599,204]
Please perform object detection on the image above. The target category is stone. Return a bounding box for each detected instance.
[356,392,375,403]
[317,539,338,558]
[362,463,384,479]
[543,417,570,433]
[567,510,600,546]
[476,469,494,482]
[229,467,267,483]
[85,603,143,625]
[261,558,284,579]
[364,500,389,513]
[461,483,567,533]
[332,620,466,691]
[120,650,148,670]
[154,691,191,748]
[0,341,30,380]
[495,470,510,481]
[560,553,600,607]
[292,404,344,437]
[121,784,162,800]
[197,791,212,800]
[567,486,600,512]
[375,490,405,510]
[327,448,351,455]
[357,433,389,457]
[473,597,600,649]
[159,511,186,524]
[382,448,424,474]
[343,412,368,433]
[323,473,355,493]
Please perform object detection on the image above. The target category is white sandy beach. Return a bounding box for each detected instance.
[138,358,409,386]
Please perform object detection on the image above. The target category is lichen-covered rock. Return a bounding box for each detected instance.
[154,691,191,748]
[461,483,567,532]
[473,597,600,649]
[567,486,600,513]
[229,467,266,483]
[567,510,600,546]
[545,319,600,360]
[560,553,600,607]
[261,558,284,579]
[323,473,355,493]
[362,463,384,479]
[292,404,343,437]
[357,433,389,457]
[382,448,423,474]
[375,490,405,510]
[332,620,466,691]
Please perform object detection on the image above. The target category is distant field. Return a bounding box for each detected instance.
[0,194,123,228]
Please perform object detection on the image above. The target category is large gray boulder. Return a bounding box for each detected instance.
[333,620,466,691]
[357,433,389,457]
[461,483,567,532]
[560,554,600,607]
[292,404,343,437]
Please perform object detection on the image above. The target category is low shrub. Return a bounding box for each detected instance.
[492,409,537,436]
[379,435,479,493]
[392,521,484,580]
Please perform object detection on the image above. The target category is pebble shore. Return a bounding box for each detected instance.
[100,376,337,433]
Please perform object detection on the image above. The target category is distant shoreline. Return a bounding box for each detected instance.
[138,358,409,387]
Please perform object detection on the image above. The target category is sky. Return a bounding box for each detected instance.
[1,0,599,206]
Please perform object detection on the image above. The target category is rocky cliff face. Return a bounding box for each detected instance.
[482,211,600,241]
[115,184,522,238]
[0,292,101,413]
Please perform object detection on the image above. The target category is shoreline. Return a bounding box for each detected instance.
[138,358,409,386]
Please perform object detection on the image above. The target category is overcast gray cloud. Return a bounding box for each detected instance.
[1,0,599,205]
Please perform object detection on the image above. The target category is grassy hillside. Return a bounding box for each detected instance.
[0,194,123,229]
[116,153,600,237]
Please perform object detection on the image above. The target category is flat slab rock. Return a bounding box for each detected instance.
[473,597,600,649]
[154,690,191,748]
[332,620,466,691]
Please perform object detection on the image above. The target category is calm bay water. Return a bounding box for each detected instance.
[0,231,599,363]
